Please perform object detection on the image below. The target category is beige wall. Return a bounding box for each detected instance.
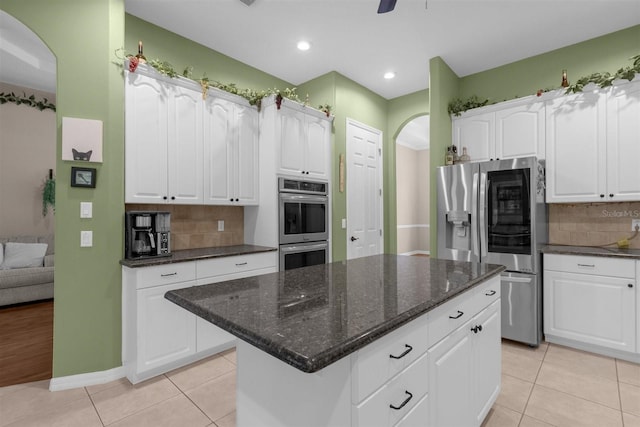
[396,144,430,254]
[126,204,243,250]
[549,202,640,249]
[0,83,56,237]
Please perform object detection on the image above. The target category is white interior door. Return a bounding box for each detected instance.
[346,119,383,260]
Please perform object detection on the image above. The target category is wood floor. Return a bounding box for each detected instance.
[0,300,53,387]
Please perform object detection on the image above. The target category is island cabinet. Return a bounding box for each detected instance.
[232,274,501,427]
[452,99,545,163]
[545,79,640,203]
[122,250,276,384]
[543,254,638,361]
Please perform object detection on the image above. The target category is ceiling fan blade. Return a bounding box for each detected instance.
[238,0,256,6]
[377,0,397,13]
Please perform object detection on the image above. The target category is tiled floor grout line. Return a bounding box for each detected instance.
[164,373,217,425]
[84,385,107,427]
[516,342,552,427]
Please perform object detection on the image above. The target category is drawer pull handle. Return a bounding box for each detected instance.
[235,262,248,267]
[389,344,413,359]
[485,290,496,296]
[577,264,595,268]
[160,272,177,277]
[449,310,464,319]
[390,390,413,410]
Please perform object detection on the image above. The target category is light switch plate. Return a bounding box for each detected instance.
[218,220,224,232]
[80,202,92,218]
[341,218,347,229]
[81,231,93,247]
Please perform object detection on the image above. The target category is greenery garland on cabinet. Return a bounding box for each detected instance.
[0,91,56,112]
[118,48,332,115]
[448,54,640,116]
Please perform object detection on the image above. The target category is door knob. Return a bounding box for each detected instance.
[350,236,359,242]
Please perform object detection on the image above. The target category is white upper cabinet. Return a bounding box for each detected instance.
[203,95,259,205]
[125,64,258,206]
[452,111,495,162]
[606,80,640,201]
[452,98,545,163]
[495,102,545,160]
[275,100,332,180]
[545,79,640,203]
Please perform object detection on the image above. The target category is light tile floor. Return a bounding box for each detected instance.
[0,342,638,427]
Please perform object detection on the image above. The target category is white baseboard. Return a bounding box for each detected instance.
[399,250,431,256]
[49,365,126,391]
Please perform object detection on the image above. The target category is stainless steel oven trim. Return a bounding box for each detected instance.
[279,241,329,271]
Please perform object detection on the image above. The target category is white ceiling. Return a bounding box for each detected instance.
[1,2,638,99]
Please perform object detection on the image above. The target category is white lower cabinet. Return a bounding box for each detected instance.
[428,299,501,427]
[544,254,638,361]
[122,251,277,384]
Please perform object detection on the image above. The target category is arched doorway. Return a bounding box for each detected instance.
[0,10,56,386]
[395,114,430,256]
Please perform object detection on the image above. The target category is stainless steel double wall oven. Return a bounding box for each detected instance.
[278,178,329,270]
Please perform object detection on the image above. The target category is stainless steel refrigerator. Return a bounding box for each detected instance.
[436,157,548,346]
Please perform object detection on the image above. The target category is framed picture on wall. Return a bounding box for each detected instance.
[70,167,96,188]
[62,117,103,162]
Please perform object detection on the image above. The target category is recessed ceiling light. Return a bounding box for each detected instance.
[297,41,311,51]
[384,71,396,80]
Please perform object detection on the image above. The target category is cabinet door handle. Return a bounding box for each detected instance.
[161,272,177,277]
[235,262,248,267]
[629,284,634,288]
[609,194,614,198]
[485,290,496,296]
[389,344,413,359]
[449,310,464,319]
[389,390,413,410]
[577,263,595,268]
[600,194,605,198]
[471,324,483,333]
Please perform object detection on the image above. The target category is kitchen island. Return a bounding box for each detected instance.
[166,254,505,427]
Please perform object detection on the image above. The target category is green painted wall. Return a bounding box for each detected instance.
[0,0,126,376]
[125,14,292,94]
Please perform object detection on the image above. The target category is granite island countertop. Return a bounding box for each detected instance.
[165,254,505,373]
[120,244,277,268]
[542,244,640,260]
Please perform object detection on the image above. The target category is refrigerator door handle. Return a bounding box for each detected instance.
[479,173,488,257]
[471,172,479,259]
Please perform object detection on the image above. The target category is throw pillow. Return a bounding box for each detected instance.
[0,242,48,269]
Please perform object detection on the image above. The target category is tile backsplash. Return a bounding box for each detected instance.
[549,202,640,249]
[126,204,244,251]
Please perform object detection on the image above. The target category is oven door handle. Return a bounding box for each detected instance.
[280,242,329,253]
[279,194,328,203]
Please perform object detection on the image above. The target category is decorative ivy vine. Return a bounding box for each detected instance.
[448,54,640,117]
[117,48,332,115]
[0,91,56,112]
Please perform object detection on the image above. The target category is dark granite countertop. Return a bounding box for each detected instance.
[120,244,277,268]
[165,254,505,373]
[542,244,640,260]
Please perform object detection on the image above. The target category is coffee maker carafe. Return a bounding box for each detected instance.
[125,211,171,259]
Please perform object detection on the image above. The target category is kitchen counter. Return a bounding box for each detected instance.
[542,244,640,260]
[165,254,505,373]
[120,244,277,268]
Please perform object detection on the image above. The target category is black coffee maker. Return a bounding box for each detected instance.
[125,211,171,259]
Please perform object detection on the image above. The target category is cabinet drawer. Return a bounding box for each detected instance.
[473,276,501,310]
[427,288,477,348]
[352,314,430,404]
[197,251,277,280]
[353,351,429,427]
[545,254,635,278]
[134,262,197,289]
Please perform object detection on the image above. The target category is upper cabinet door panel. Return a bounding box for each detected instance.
[278,108,306,175]
[606,80,640,201]
[168,85,204,204]
[204,97,234,203]
[495,103,545,160]
[235,105,259,204]
[125,72,169,203]
[304,116,331,179]
[453,112,494,162]
[545,91,607,203]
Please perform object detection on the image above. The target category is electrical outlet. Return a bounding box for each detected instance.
[218,220,224,232]
[632,219,640,232]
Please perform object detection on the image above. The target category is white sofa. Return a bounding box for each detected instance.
[0,235,54,307]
